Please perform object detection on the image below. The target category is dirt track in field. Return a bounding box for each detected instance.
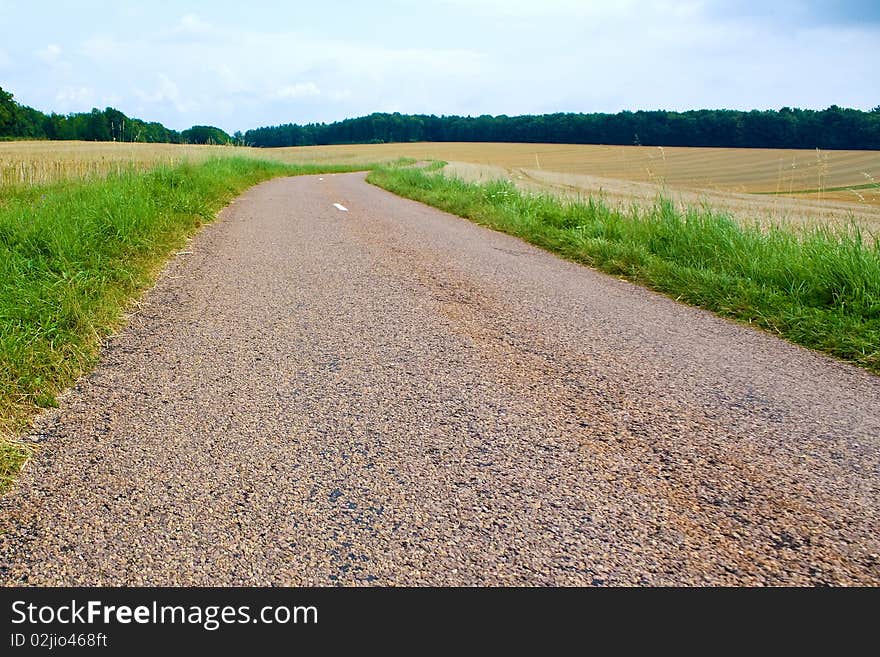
[1,173,878,585]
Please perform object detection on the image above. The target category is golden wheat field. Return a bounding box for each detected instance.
[2,140,879,229]
[5,140,879,192]
[0,141,240,186]
[272,142,880,195]
[272,142,880,228]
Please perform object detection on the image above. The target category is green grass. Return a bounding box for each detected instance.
[0,156,370,489]
[367,165,880,375]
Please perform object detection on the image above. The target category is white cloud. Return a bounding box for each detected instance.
[271,83,321,100]
[36,43,62,64]
[52,86,121,112]
[72,14,489,129]
[436,0,619,15]
[160,12,227,43]
[80,37,116,60]
[134,74,197,114]
[55,86,95,110]
[3,3,876,133]
[178,13,210,32]
[434,0,700,20]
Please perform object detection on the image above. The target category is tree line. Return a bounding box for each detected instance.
[0,86,233,144]
[244,106,880,150]
[3,85,878,150]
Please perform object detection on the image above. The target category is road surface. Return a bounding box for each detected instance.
[1,173,878,585]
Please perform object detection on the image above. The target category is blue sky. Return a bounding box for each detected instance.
[0,1,876,132]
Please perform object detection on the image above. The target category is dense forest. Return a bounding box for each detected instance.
[244,106,880,150]
[3,85,878,150]
[0,86,232,144]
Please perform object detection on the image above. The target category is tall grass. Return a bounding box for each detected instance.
[367,166,880,373]
[0,157,369,488]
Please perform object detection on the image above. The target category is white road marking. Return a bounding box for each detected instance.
[319,177,324,181]
[333,203,349,212]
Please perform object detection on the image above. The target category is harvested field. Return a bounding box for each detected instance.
[264,142,880,197]
[275,143,880,229]
[3,140,878,230]
[379,142,880,231]
[443,162,880,232]
[5,140,878,194]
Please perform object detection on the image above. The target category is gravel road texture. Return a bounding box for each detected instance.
[1,173,878,585]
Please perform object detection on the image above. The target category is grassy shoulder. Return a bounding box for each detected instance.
[0,157,368,489]
[367,165,880,375]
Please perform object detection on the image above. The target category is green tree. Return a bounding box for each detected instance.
[0,86,18,133]
[181,125,232,145]
[83,109,111,141]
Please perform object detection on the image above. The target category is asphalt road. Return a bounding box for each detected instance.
[1,173,878,585]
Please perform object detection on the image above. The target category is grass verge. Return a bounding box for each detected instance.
[367,165,880,374]
[0,156,368,490]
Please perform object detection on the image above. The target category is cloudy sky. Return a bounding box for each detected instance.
[0,1,876,132]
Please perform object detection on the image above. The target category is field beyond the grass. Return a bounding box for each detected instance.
[5,140,877,231]
[4,140,878,195]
